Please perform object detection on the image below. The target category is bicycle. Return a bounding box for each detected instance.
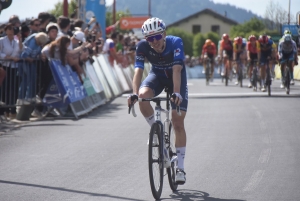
[205,58,211,85]
[220,57,230,86]
[250,60,259,91]
[282,59,292,95]
[235,59,244,87]
[128,88,181,200]
[265,60,272,96]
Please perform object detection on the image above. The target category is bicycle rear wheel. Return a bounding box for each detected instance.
[285,67,290,95]
[166,123,178,191]
[148,123,164,200]
[252,68,257,91]
[205,62,210,85]
[239,69,243,87]
[225,67,228,86]
[267,69,272,96]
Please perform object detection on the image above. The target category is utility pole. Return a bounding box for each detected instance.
[63,0,69,17]
[113,0,116,24]
[148,0,151,17]
[288,0,291,25]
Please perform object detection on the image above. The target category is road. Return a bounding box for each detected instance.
[0,78,300,201]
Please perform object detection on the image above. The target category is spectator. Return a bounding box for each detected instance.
[21,22,30,41]
[9,15,21,27]
[116,33,124,54]
[57,16,71,38]
[0,23,21,119]
[102,32,121,66]
[67,31,90,81]
[45,22,59,44]
[38,12,52,33]
[42,36,70,63]
[18,33,48,104]
[29,18,40,34]
[106,20,119,35]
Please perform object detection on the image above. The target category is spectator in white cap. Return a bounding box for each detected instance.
[46,22,59,44]
[68,30,90,55]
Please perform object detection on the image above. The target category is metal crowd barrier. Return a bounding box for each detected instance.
[0,58,52,120]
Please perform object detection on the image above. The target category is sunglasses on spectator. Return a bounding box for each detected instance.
[34,24,40,27]
[146,33,164,42]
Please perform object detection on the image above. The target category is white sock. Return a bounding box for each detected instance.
[145,114,155,127]
[176,147,186,170]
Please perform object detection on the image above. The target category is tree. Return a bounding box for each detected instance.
[230,18,270,39]
[264,0,294,32]
[193,33,205,57]
[49,0,78,18]
[166,27,194,57]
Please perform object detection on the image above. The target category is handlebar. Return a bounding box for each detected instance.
[128,97,181,117]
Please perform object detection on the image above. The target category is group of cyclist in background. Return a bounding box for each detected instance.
[201,30,298,93]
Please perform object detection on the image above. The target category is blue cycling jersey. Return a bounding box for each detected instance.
[134,35,185,78]
[135,35,188,111]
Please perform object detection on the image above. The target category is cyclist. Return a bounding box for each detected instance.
[258,34,273,92]
[247,35,261,88]
[219,33,233,79]
[201,39,217,81]
[279,30,298,85]
[127,17,187,184]
[278,34,297,88]
[267,35,277,79]
[233,36,247,85]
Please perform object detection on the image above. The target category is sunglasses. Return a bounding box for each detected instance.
[34,24,40,27]
[146,33,163,42]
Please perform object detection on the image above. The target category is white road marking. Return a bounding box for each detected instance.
[258,148,271,164]
[243,170,265,192]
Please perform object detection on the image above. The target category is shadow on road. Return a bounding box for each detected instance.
[0,180,147,201]
[163,189,245,201]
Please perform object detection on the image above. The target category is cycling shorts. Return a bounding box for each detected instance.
[249,53,258,66]
[223,50,233,60]
[280,52,294,64]
[260,51,272,65]
[206,53,214,63]
[140,69,188,111]
[236,49,246,60]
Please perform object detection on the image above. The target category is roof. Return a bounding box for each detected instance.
[168,8,239,27]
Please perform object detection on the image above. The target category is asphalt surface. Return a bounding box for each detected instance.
[1,78,300,201]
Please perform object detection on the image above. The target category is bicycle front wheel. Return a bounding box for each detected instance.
[167,123,178,191]
[148,123,164,200]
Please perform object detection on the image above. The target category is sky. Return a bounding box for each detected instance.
[0,0,299,23]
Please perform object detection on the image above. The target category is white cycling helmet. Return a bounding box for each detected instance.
[283,34,292,42]
[141,17,166,37]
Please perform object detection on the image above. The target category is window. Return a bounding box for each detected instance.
[192,25,201,34]
[211,25,220,35]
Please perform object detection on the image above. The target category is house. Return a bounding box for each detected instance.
[167,8,238,37]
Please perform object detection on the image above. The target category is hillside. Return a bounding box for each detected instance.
[108,0,262,25]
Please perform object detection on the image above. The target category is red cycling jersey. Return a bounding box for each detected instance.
[202,43,217,56]
[220,39,233,51]
[247,41,260,54]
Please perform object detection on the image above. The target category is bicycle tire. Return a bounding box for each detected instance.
[206,61,210,85]
[252,67,257,91]
[238,62,243,87]
[166,123,178,191]
[267,69,271,96]
[225,67,228,86]
[148,123,164,200]
[285,67,290,95]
